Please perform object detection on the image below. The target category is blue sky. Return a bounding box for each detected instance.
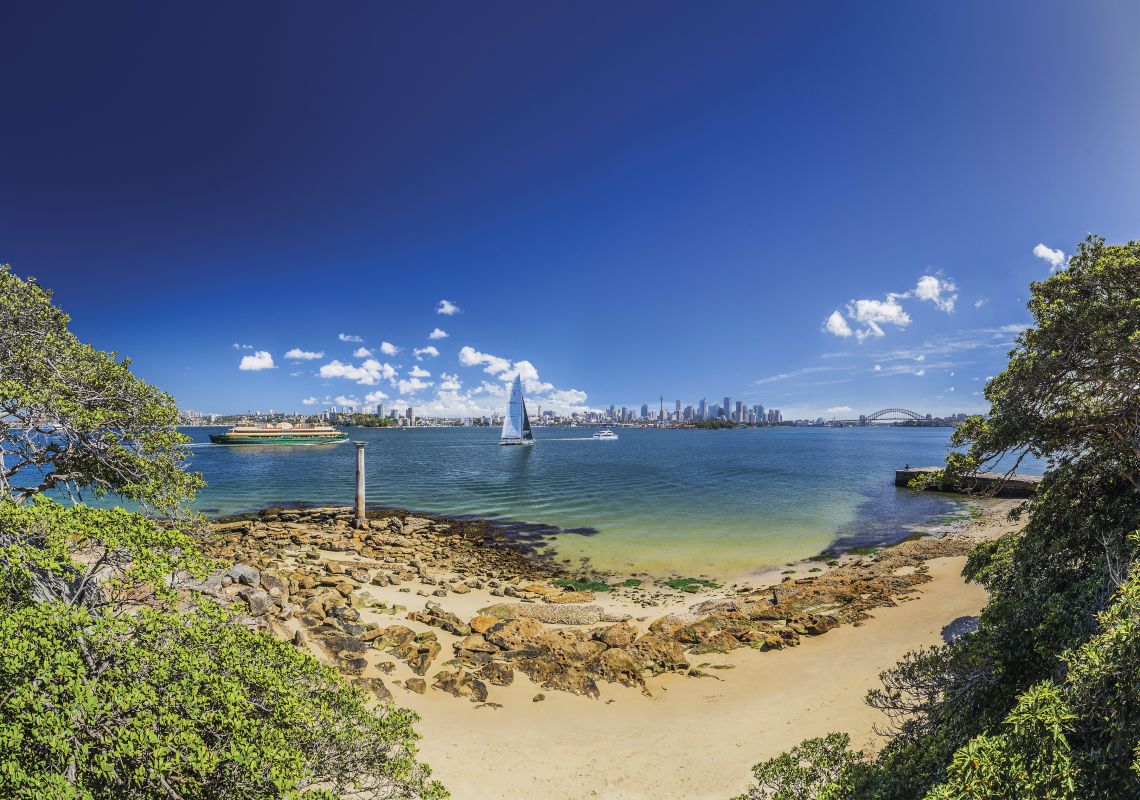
[3,2,1138,418]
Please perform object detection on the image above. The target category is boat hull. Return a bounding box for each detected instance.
[499,438,535,446]
[209,432,348,445]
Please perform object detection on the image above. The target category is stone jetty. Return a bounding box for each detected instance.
[896,467,1040,498]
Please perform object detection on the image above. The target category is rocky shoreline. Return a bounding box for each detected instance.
[192,504,982,706]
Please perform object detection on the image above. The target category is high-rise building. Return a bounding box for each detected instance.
[640,403,649,419]
[752,404,764,422]
[675,399,681,419]
[406,406,415,426]
[659,395,664,422]
[723,396,731,419]
[735,400,745,423]
[698,398,707,420]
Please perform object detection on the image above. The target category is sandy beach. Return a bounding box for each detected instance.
[201,498,1023,800]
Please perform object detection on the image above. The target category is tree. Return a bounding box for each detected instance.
[0,264,201,512]
[0,599,446,800]
[735,734,865,800]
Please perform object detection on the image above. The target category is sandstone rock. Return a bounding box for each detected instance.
[594,621,638,648]
[469,615,499,634]
[404,678,427,694]
[292,629,308,648]
[485,618,547,652]
[549,590,595,604]
[353,676,393,702]
[532,693,545,702]
[260,572,288,597]
[479,661,514,686]
[432,669,489,703]
[515,656,600,698]
[630,634,689,674]
[238,588,272,616]
[456,634,499,654]
[340,657,369,676]
[230,564,261,587]
[593,647,644,687]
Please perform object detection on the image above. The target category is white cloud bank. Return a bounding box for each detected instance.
[428,328,448,340]
[285,348,324,360]
[379,341,399,356]
[824,274,957,342]
[414,346,439,360]
[826,405,853,414]
[353,347,373,358]
[436,299,460,315]
[239,351,275,371]
[318,358,397,386]
[1033,243,1066,271]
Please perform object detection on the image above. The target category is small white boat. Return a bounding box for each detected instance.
[593,429,618,440]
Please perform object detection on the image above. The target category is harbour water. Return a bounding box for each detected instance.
[182,425,1039,577]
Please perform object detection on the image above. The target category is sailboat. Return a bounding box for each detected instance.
[500,375,535,446]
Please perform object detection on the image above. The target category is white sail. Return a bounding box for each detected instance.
[500,375,534,445]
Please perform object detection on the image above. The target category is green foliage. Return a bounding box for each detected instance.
[553,577,610,592]
[0,497,212,614]
[0,264,202,511]
[0,599,446,800]
[664,576,721,592]
[691,418,739,430]
[736,733,866,800]
[620,578,643,588]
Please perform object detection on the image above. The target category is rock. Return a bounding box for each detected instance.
[353,676,393,702]
[550,591,595,604]
[322,635,367,657]
[230,564,261,587]
[260,572,288,597]
[532,693,545,702]
[594,621,638,648]
[456,634,499,654]
[469,615,499,634]
[483,603,605,625]
[340,657,369,676]
[404,678,427,694]
[292,629,308,648]
[478,661,514,686]
[630,634,690,674]
[432,669,489,703]
[238,588,272,616]
[485,618,547,652]
[515,657,600,698]
[592,647,644,687]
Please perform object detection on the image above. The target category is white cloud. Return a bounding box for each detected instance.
[915,354,925,362]
[974,298,987,309]
[915,369,926,376]
[824,310,853,338]
[436,299,460,315]
[948,386,956,392]
[848,295,911,329]
[459,345,511,374]
[353,347,373,358]
[826,405,853,414]
[285,348,324,360]
[379,341,399,356]
[914,275,958,313]
[334,395,359,407]
[873,364,882,371]
[397,377,433,394]
[239,351,275,371]
[318,358,397,385]
[1033,243,1066,271]
[999,323,1030,334]
[364,390,389,404]
[301,396,319,405]
[439,372,461,391]
[338,333,363,343]
[409,365,431,378]
[428,328,448,340]
[854,320,885,342]
[414,345,440,360]
[232,342,253,350]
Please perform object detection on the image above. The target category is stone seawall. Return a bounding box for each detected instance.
[895,467,1041,498]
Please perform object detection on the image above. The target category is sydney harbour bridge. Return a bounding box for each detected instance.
[841,407,933,425]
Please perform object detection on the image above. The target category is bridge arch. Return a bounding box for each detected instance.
[864,407,926,423]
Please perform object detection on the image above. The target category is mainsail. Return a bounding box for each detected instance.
[500,375,534,445]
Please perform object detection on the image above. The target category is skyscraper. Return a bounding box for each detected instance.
[723,396,731,419]
[698,398,707,420]
[675,399,681,420]
[640,403,649,419]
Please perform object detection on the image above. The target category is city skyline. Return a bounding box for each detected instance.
[3,4,1138,419]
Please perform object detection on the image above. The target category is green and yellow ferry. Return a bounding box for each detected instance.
[209,422,348,445]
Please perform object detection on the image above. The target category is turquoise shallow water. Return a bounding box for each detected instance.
[181,426,1035,576]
